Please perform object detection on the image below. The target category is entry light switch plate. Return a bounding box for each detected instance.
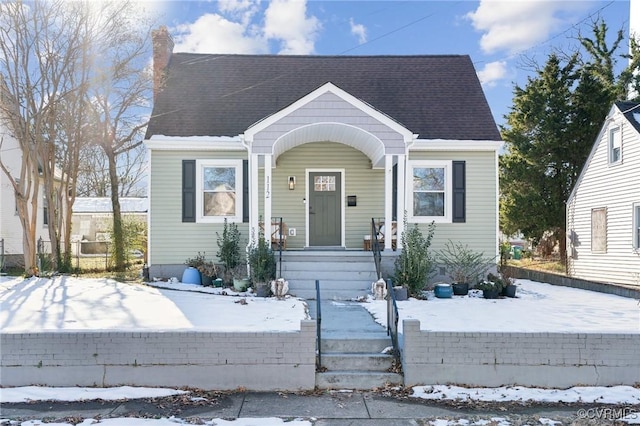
[289,228,296,237]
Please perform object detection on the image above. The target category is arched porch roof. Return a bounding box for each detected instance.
[272,122,386,167]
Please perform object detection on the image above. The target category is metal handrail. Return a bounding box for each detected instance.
[371,218,382,280]
[386,278,400,362]
[315,279,322,369]
[272,217,284,278]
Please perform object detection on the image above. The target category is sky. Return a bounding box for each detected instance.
[142,0,635,128]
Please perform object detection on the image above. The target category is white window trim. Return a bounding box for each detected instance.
[608,126,622,165]
[407,160,452,223]
[633,202,640,250]
[195,159,243,223]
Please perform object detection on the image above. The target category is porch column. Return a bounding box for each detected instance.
[263,154,272,244]
[250,153,259,240]
[396,154,405,242]
[384,154,393,250]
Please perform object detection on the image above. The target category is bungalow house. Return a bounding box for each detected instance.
[144,27,502,295]
[566,101,640,286]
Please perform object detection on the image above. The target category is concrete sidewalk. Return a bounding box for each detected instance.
[0,390,592,425]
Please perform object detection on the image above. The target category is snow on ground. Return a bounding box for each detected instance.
[363,279,640,333]
[0,276,309,332]
[411,384,640,404]
[0,386,188,403]
[1,385,639,425]
[1,276,640,425]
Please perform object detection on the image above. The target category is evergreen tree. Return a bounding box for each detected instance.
[500,20,639,264]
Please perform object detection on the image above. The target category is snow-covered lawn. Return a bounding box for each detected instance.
[364,279,640,333]
[0,276,309,332]
[1,276,638,333]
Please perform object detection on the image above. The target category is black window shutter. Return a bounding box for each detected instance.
[452,161,466,223]
[182,160,196,222]
[243,160,249,223]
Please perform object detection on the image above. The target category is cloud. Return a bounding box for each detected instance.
[217,0,260,26]
[466,1,590,55]
[349,18,367,44]
[264,0,321,54]
[173,13,267,54]
[477,61,508,87]
[172,0,321,55]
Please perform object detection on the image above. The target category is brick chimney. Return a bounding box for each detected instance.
[152,26,174,101]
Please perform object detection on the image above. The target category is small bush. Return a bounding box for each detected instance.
[393,216,436,297]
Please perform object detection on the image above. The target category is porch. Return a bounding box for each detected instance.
[274,249,398,300]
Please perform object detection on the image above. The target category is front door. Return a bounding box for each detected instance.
[308,171,342,247]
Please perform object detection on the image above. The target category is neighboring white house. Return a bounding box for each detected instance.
[143,27,503,281]
[72,197,148,242]
[0,125,51,269]
[566,101,640,286]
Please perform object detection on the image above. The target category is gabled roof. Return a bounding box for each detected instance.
[567,101,640,204]
[145,54,501,141]
[616,101,640,134]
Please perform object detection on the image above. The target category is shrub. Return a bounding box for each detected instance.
[392,215,436,297]
[436,240,495,284]
[216,218,242,274]
[248,229,276,284]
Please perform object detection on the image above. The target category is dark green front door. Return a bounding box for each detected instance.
[309,171,342,246]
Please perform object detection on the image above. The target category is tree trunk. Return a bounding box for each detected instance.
[106,147,125,271]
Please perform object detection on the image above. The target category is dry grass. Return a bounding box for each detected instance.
[510,258,567,275]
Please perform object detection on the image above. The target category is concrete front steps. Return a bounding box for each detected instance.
[276,251,379,300]
[315,336,403,390]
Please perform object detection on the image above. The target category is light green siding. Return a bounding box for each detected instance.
[149,144,498,267]
[408,151,498,258]
[149,150,249,266]
[263,142,385,249]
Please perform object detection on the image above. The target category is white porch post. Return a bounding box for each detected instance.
[396,154,405,242]
[384,154,393,250]
[250,153,259,240]
[263,154,273,244]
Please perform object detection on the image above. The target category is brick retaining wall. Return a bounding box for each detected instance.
[402,320,640,388]
[505,266,640,299]
[0,321,317,391]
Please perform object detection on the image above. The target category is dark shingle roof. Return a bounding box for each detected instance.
[616,101,640,134]
[146,54,501,141]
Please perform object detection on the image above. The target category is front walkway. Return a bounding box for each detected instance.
[307,300,388,339]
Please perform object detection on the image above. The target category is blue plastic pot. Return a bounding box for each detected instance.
[181,267,202,285]
[434,283,453,298]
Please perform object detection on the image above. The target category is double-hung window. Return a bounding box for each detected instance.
[609,126,621,164]
[195,159,243,223]
[408,160,452,223]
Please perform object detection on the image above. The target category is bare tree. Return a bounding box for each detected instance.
[84,4,152,271]
[0,0,83,274]
[0,0,152,274]
[76,142,147,197]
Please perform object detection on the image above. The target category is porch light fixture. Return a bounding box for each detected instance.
[288,176,296,190]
